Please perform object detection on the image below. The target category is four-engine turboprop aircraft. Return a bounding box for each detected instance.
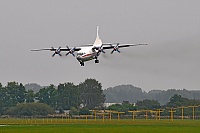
[31,26,147,66]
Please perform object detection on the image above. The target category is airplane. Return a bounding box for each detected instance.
[31,26,147,66]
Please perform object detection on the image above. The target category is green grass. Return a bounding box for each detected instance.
[0,119,200,133]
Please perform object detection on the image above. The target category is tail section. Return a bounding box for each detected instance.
[96,25,99,39]
[93,26,102,47]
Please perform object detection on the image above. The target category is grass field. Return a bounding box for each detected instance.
[0,119,200,133]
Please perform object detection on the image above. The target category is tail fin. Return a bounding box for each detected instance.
[96,25,99,39]
[93,26,102,47]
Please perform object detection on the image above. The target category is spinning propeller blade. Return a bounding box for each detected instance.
[66,46,76,57]
[97,45,106,55]
[52,46,61,57]
[111,43,120,54]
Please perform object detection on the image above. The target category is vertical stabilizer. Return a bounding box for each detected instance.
[93,25,102,47]
[96,25,99,39]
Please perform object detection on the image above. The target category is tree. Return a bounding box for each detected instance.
[104,85,145,103]
[165,94,190,107]
[70,106,79,115]
[79,79,106,109]
[136,99,161,110]
[0,83,5,114]
[24,83,42,93]
[57,83,80,111]
[108,104,123,111]
[25,90,35,103]
[3,82,26,108]
[107,102,136,114]
[79,107,90,115]
[35,85,58,109]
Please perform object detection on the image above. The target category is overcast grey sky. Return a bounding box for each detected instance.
[0,0,199,91]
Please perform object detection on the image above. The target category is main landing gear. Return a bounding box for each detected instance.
[80,62,84,66]
[95,56,99,64]
[95,59,99,63]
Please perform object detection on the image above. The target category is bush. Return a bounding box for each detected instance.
[70,107,79,115]
[79,107,90,115]
[5,103,54,117]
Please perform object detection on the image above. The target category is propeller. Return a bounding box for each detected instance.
[66,46,76,57]
[52,46,62,57]
[111,43,120,54]
[97,45,106,56]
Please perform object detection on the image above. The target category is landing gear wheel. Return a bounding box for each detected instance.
[95,59,99,63]
[80,62,84,66]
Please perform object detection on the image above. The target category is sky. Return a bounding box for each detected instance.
[0,0,199,91]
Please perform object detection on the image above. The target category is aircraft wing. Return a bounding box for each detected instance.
[102,43,147,50]
[31,46,82,57]
[31,47,81,51]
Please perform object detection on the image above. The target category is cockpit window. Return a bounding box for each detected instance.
[77,53,82,55]
[77,52,85,55]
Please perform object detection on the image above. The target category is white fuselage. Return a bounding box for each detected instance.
[76,47,97,62]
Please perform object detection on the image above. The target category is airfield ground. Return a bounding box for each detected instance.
[0,119,200,133]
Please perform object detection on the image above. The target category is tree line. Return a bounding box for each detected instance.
[0,79,105,116]
[108,94,200,116]
[104,85,200,104]
[0,79,200,117]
